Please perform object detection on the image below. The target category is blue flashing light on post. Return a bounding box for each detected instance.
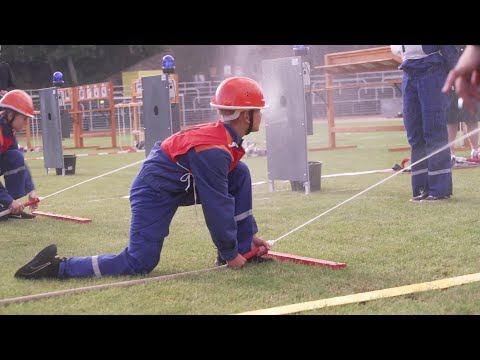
[162,55,175,74]
[53,71,64,87]
[293,45,310,56]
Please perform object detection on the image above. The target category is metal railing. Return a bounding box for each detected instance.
[22,70,403,140]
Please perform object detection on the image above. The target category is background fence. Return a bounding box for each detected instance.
[22,70,403,144]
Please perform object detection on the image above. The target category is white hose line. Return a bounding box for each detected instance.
[253,169,395,186]
[0,265,227,306]
[40,159,145,201]
[267,126,480,248]
[5,127,478,308]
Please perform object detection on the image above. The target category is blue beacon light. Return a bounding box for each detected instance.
[162,55,175,74]
[293,45,310,56]
[53,71,64,87]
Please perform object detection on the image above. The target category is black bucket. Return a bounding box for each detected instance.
[291,161,322,192]
[56,154,77,175]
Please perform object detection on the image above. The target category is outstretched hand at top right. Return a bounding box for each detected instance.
[442,45,480,114]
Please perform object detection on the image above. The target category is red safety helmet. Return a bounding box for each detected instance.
[210,76,268,110]
[0,89,35,118]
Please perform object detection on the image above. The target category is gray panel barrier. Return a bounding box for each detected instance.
[60,109,70,139]
[262,56,310,193]
[171,104,181,134]
[141,75,172,156]
[39,87,64,174]
[302,61,313,135]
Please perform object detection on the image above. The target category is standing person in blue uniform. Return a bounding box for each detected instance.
[0,89,38,221]
[15,76,272,279]
[390,45,460,202]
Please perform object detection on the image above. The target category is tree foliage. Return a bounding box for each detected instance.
[1,45,165,88]
[1,45,382,89]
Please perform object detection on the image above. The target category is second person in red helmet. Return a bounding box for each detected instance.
[0,89,39,221]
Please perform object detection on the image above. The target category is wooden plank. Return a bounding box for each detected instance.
[263,251,346,269]
[237,272,480,315]
[320,46,402,66]
[316,59,401,74]
[309,145,357,151]
[314,46,402,75]
[32,211,92,223]
[332,125,405,133]
[388,146,410,152]
[310,79,401,92]
[79,131,112,138]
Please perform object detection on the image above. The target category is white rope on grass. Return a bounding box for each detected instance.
[4,125,479,309]
[0,265,227,306]
[267,126,480,248]
[40,159,145,200]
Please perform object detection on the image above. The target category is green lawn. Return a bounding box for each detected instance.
[2,118,480,314]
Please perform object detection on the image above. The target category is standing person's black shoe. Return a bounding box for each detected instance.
[215,253,227,266]
[15,244,63,279]
[409,193,429,202]
[420,195,451,202]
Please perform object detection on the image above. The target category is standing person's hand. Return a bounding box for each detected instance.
[443,45,480,113]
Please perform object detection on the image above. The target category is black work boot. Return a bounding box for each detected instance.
[9,211,36,219]
[15,244,64,279]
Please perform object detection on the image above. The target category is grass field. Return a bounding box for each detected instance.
[2,117,480,315]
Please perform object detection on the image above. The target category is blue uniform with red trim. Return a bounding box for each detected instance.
[392,45,459,197]
[59,120,257,278]
[0,113,35,208]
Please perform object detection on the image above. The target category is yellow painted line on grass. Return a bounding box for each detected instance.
[236,272,480,315]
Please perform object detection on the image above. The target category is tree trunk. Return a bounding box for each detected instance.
[47,58,55,78]
[67,55,79,85]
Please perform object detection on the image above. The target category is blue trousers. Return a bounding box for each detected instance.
[0,149,35,206]
[402,65,452,197]
[58,162,256,278]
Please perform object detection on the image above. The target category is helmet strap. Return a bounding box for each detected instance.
[7,110,17,125]
[246,110,254,135]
